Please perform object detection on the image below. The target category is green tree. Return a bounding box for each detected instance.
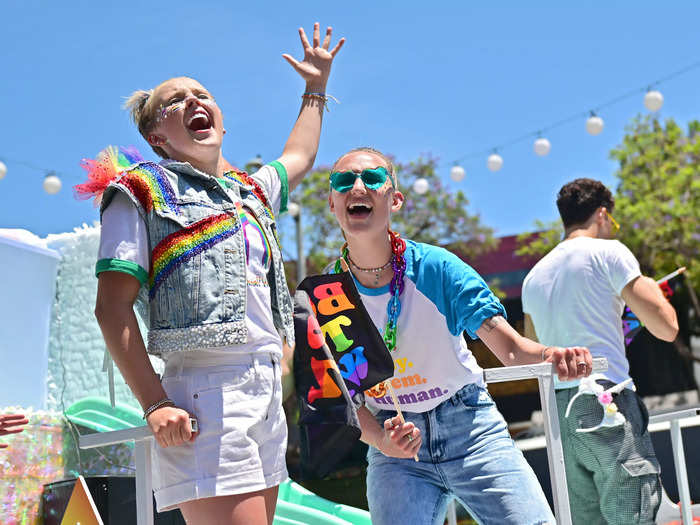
[515,219,563,259]
[611,116,700,290]
[278,154,496,278]
[516,115,700,292]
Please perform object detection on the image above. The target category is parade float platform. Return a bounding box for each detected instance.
[0,228,371,524]
[2,226,698,524]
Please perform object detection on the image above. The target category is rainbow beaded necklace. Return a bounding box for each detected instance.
[335,229,407,353]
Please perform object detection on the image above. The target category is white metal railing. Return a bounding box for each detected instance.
[81,359,609,525]
[79,426,153,525]
[446,357,609,525]
[648,406,700,525]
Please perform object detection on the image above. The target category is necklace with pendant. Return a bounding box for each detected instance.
[346,253,393,286]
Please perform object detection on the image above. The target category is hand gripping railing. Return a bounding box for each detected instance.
[81,359,608,525]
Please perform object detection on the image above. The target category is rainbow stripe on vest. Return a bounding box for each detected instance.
[116,163,180,215]
[149,213,242,298]
[221,170,274,220]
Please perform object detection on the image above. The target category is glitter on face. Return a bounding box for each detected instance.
[155,95,217,124]
[158,100,186,122]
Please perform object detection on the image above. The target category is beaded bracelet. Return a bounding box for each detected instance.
[143,398,175,419]
[301,92,339,112]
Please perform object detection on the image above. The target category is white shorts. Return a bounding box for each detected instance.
[151,351,288,511]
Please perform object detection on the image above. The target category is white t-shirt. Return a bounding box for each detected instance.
[521,236,641,387]
[97,163,285,356]
[359,241,505,413]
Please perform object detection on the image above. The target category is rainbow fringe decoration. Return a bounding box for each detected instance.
[75,146,179,216]
[149,213,243,297]
[74,146,144,206]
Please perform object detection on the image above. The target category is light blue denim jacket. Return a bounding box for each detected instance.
[100,160,294,356]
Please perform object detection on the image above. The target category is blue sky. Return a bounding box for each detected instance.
[1,1,699,243]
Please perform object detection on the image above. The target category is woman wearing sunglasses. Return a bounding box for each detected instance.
[326,147,593,525]
[77,23,344,525]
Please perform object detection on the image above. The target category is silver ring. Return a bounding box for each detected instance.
[407,434,413,442]
[577,361,586,367]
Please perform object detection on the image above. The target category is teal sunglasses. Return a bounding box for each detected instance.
[329,166,394,193]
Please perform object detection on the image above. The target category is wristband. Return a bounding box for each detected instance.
[301,92,339,112]
[541,346,553,362]
[143,398,175,419]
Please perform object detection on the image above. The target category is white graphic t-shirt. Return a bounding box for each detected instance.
[97,163,286,356]
[358,241,506,413]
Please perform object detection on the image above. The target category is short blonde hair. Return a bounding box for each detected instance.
[123,88,167,158]
[331,147,397,187]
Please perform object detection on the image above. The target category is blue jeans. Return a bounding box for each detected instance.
[366,383,554,525]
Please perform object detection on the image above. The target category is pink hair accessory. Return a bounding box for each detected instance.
[565,376,634,433]
[597,391,613,405]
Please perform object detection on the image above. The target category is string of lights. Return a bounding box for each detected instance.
[0,156,65,194]
[2,60,700,195]
[422,59,700,192]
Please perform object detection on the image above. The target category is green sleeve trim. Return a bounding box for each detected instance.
[270,160,289,214]
[96,258,148,285]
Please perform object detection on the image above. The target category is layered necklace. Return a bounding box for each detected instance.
[335,229,407,354]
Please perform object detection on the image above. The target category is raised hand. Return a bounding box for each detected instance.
[282,22,345,90]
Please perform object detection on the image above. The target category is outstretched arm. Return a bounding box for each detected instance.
[279,23,345,191]
[476,315,593,381]
[621,276,678,342]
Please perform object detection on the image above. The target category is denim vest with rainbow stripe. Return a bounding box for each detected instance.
[100,160,294,356]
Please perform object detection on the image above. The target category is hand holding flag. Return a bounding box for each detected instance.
[622,267,686,346]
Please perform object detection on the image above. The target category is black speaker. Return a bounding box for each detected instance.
[42,476,185,525]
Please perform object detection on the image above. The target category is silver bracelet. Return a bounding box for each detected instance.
[541,346,552,362]
[143,398,175,419]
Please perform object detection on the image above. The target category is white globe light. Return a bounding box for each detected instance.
[43,174,62,194]
[0,161,6,180]
[487,154,503,172]
[644,90,664,112]
[534,138,551,157]
[449,165,465,182]
[412,177,429,195]
[586,115,604,136]
[286,201,300,217]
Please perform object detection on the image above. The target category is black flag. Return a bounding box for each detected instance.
[293,272,394,478]
[623,267,686,346]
